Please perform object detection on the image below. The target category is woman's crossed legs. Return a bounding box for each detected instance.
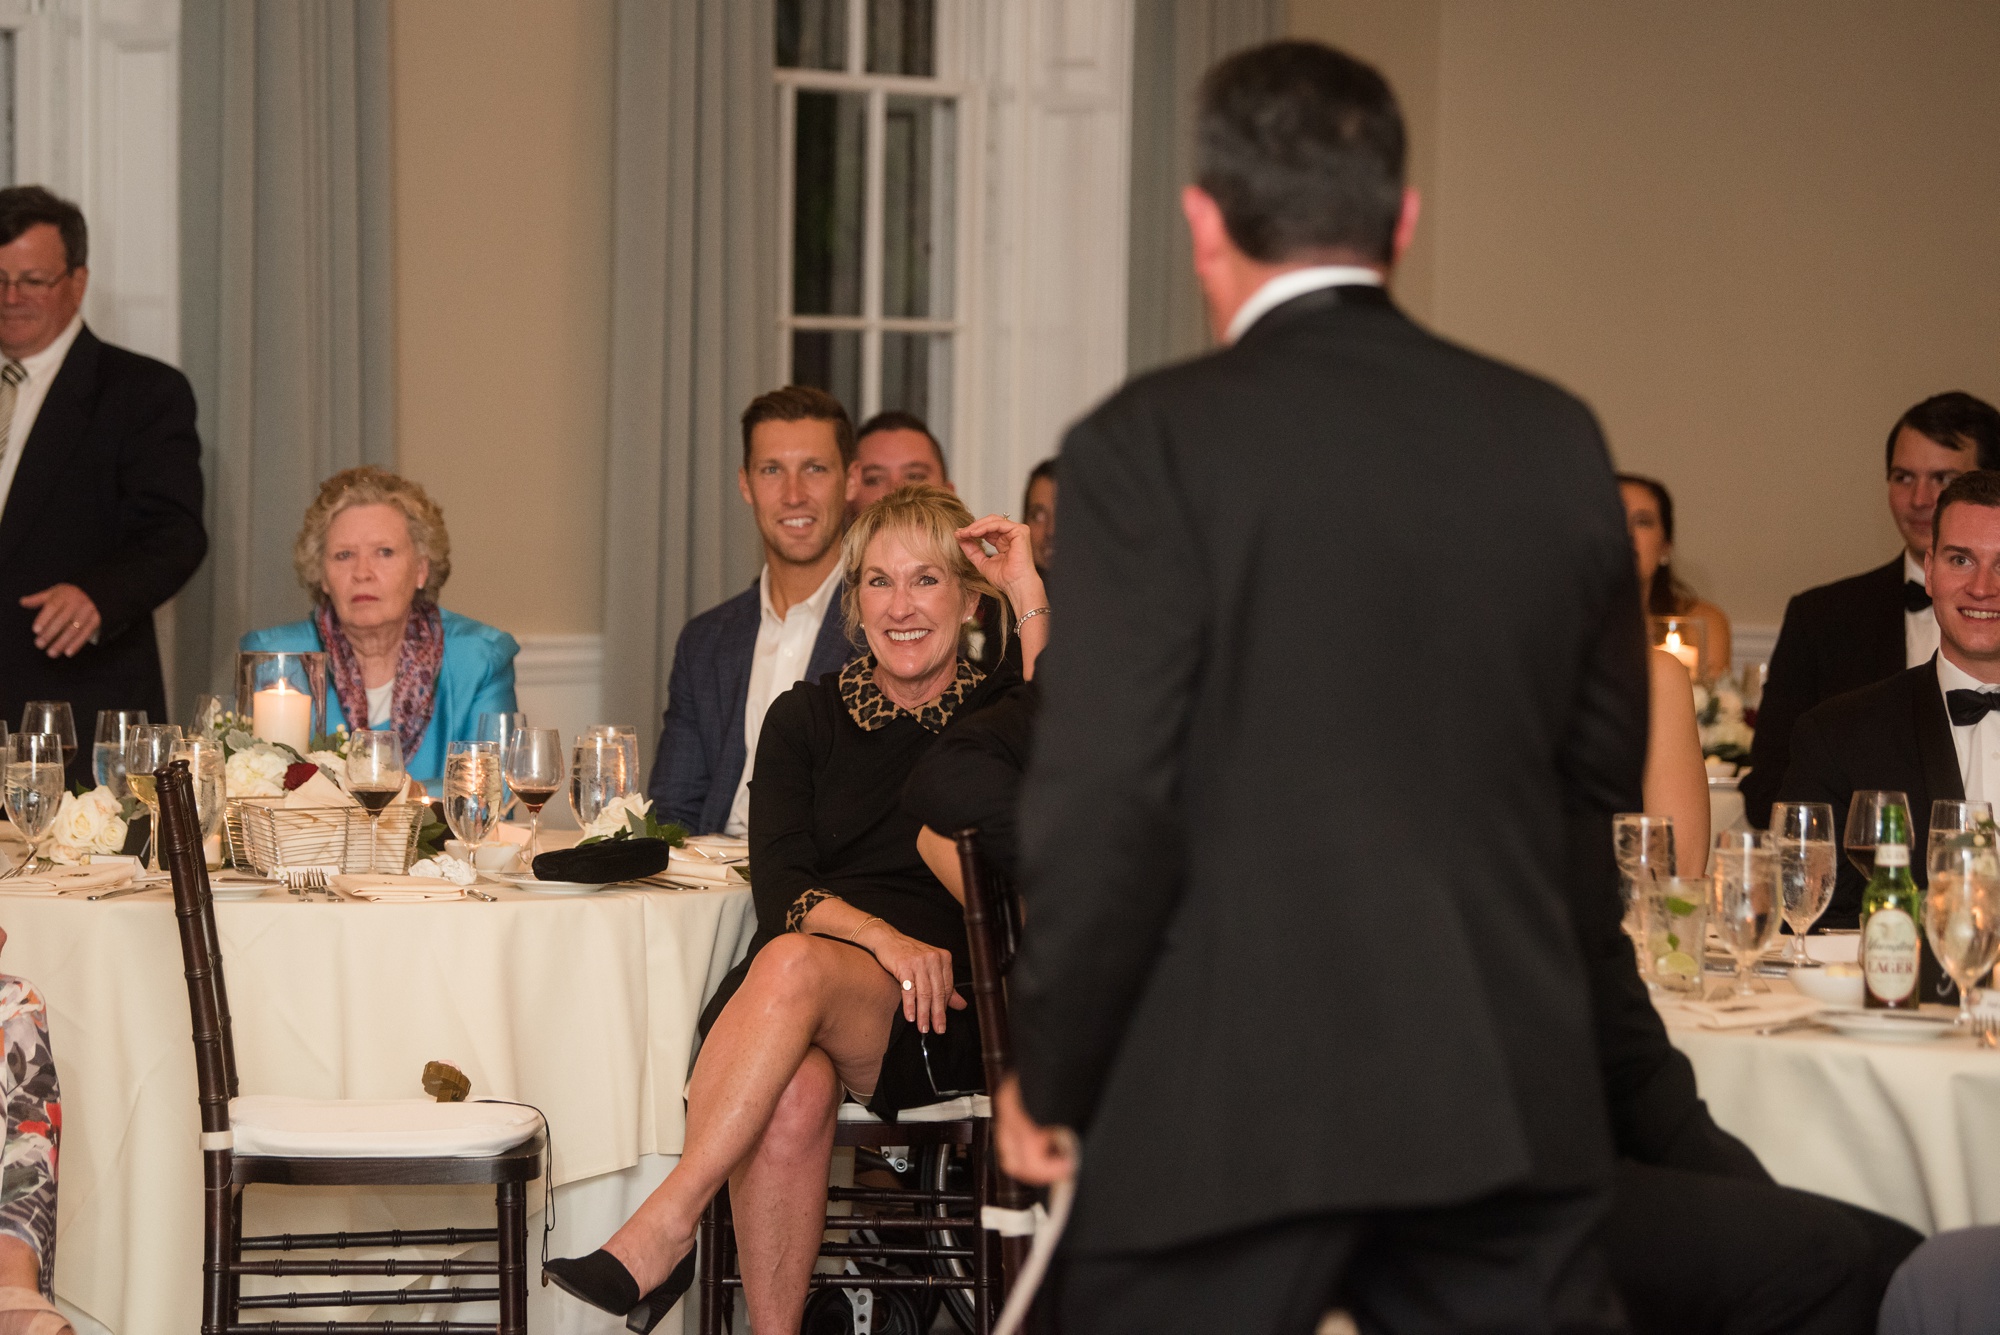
[602,934,902,1329]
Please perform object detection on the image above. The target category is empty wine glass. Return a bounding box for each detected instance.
[505,728,563,861]
[584,724,641,797]
[477,711,529,816]
[1845,791,1911,881]
[189,693,225,738]
[1613,814,1677,964]
[1769,802,1837,965]
[572,735,627,831]
[122,726,178,871]
[1925,832,2000,1029]
[94,709,149,799]
[4,734,65,858]
[20,702,77,777]
[173,738,226,847]
[444,740,502,867]
[1712,830,1782,995]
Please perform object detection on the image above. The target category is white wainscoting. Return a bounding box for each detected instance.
[512,633,607,751]
[1734,623,1778,677]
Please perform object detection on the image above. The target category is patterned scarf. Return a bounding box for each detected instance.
[315,597,446,756]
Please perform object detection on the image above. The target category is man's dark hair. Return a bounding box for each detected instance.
[0,186,88,270]
[1195,40,1405,264]
[1886,392,2000,474]
[741,385,856,468]
[1932,470,2000,549]
[856,409,948,477]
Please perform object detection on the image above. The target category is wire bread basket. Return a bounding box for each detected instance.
[225,797,421,875]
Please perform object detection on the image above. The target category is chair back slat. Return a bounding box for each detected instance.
[954,828,1021,1107]
[159,761,235,1131]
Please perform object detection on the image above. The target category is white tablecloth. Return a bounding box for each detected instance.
[0,879,755,1335]
[1669,1006,2000,1233]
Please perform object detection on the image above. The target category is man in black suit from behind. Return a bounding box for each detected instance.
[1779,471,2000,956]
[0,186,204,782]
[1743,393,2000,828]
[998,42,1649,1335]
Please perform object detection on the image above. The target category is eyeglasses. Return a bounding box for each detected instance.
[0,270,72,297]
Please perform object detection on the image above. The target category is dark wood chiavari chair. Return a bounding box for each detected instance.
[156,758,547,1335]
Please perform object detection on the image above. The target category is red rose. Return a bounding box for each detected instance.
[283,762,320,791]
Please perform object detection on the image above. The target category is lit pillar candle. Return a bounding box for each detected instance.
[1662,630,1700,674]
[252,681,312,753]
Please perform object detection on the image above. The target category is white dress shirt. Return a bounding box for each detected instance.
[1906,552,1940,669]
[0,312,85,520]
[1224,265,1385,344]
[724,562,843,837]
[1936,652,2000,814]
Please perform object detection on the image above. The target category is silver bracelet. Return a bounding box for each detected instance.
[1014,606,1050,634]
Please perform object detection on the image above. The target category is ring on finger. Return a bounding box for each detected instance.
[901,979,913,992]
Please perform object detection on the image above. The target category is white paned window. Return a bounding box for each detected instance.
[776,0,965,436]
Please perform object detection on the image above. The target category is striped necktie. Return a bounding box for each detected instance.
[0,359,27,471]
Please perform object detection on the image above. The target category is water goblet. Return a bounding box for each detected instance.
[1930,799,1994,869]
[477,711,530,816]
[1712,830,1781,996]
[20,702,77,776]
[571,736,628,832]
[505,728,563,861]
[173,738,226,847]
[1613,814,1677,967]
[584,724,641,797]
[1925,832,2000,1029]
[122,726,179,871]
[346,731,408,870]
[94,709,149,799]
[1769,802,1837,965]
[4,734,66,859]
[444,741,502,868]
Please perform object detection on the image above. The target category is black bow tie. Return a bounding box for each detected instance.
[1906,580,1933,613]
[1946,689,2000,726]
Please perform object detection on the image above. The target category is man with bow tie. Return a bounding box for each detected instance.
[1778,472,2000,967]
[1743,393,2000,829]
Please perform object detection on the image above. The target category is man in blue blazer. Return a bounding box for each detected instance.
[647,387,855,834]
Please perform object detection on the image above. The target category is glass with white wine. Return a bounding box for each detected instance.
[4,733,65,858]
[122,726,179,871]
[444,740,502,865]
[1925,832,2000,1028]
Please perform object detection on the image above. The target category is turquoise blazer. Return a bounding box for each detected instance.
[239,609,520,788]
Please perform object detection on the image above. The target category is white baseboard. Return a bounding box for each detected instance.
[1733,623,1778,674]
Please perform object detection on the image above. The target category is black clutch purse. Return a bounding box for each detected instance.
[532,838,674,884]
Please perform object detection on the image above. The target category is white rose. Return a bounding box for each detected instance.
[80,786,129,854]
[225,747,289,798]
[581,793,653,842]
[43,790,106,852]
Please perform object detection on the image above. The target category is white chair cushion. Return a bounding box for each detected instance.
[229,1095,543,1159]
[836,1094,990,1124]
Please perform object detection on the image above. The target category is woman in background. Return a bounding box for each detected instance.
[1022,456,1058,573]
[240,467,518,789]
[1620,473,1732,674]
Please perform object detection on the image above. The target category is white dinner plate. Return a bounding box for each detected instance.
[1817,1007,1955,1043]
[490,872,613,896]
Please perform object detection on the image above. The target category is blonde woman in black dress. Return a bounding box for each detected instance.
[545,485,1050,1331]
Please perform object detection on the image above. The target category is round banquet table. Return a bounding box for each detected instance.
[0,877,754,1335]
[1667,1001,2000,1235]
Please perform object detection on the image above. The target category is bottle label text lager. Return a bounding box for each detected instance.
[1861,826,1923,1010]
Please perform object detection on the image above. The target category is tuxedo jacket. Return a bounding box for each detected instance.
[0,326,205,777]
[1743,558,1907,827]
[645,580,849,834]
[1777,658,1962,936]
[1012,285,1650,1254]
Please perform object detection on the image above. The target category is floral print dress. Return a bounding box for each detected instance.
[0,978,59,1296]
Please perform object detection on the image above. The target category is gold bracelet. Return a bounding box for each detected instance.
[848,914,882,942]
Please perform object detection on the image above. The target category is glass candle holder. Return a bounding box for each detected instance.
[1649,615,1709,681]
[235,652,328,755]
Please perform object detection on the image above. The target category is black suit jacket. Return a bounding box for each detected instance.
[0,327,206,773]
[1742,558,1906,827]
[1777,660,1962,944]
[1012,286,1650,1254]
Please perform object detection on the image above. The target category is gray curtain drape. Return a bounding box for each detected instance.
[1126,0,1284,377]
[177,0,396,704]
[602,0,777,754]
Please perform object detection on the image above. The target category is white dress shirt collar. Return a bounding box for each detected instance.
[16,312,84,382]
[1224,265,1385,345]
[1905,551,1940,670]
[759,560,843,626]
[0,313,87,521]
[1935,651,2000,815]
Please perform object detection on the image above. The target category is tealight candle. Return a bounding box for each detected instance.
[253,681,312,753]
[1662,630,1700,674]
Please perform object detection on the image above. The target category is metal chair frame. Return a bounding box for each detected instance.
[157,759,547,1335]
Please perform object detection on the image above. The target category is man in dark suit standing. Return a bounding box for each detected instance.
[0,186,204,783]
[1779,471,2000,955]
[1743,393,2000,827]
[999,42,1648,1334]
[645,386,851,834]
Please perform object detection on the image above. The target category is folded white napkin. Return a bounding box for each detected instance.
[665,847,749,885]
[283,770,356,809]
[1657,992,1823,1031]
[331,873,464,903]
[0,863,138,897]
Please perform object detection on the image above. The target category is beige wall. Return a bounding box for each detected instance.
[391,0,614,636]
[1291,1,2000,629]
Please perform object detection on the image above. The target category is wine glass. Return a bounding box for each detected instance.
[94,709,149,799]
[1844,791,1911,880]
[1711,830,1781,995]
[122,726,178,872]
[1925,833,2000,1029]
[505,728,563,861]
[189,693,225,738]
[584,724,641,797]
[572,736,627,832]
[4,734,65,861]
[172,738,226,848]
[444,741,502,868]
[20,702,77,777]
[1769,802,1837,965]
[346,731,408,870]
[1930,799,1993,869]
[1613,814,1677,963]
[477,711,529,816]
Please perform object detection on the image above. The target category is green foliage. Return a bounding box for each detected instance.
[577,808,689,848]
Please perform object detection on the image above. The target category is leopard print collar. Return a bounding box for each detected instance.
[839,654,985,733]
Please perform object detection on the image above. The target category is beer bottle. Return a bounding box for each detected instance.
[1861,804,1923,1010]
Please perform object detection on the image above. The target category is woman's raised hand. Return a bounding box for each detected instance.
[855,920,967,1033]
[956,515,1040,604]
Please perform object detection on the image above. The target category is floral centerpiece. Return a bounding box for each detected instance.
[577,793,688,847]
[40,787,133,865]
[206,710,352,797]
[1692,679,1754,777]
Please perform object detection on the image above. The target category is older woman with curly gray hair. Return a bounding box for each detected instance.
[239,466,518,787]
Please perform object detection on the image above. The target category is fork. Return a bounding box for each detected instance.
[279,866,336,898]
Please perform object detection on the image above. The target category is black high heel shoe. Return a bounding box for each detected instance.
[542,1249,697,1335]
